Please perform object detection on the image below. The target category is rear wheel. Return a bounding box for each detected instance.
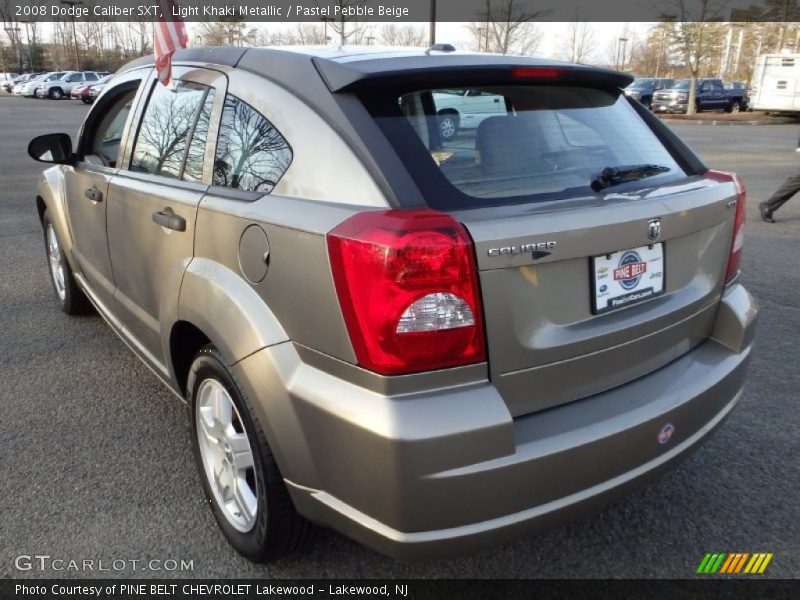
[438,111,459,142]
[48,87,63,100]
[188,345,314,562]
[42,212,92,315]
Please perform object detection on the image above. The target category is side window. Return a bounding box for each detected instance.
[84,86,139,168]
[213,95,292,193]
[130,81,211,180]
[67,73,82,83]
[182,90,215,183]
[85,72,98,82]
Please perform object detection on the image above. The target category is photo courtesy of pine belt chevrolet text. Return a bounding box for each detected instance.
[28,46,757,562]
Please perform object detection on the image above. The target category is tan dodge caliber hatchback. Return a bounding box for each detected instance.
[29,47,757,562]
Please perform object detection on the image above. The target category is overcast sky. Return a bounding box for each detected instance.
[183,21,652,63]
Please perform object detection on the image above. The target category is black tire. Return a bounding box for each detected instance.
[49,87,63,100]
[82,97,93,104]
[187,345,314,562]
[438,111,459,142]
[42,211,93,315]
[730,101,741,113]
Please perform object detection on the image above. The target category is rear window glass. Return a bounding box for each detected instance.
[212,95,292,194]
[365,85,685,209]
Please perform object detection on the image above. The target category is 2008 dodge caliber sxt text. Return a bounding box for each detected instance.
[29,46,757,562]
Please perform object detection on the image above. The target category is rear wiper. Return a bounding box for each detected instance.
[591,164,671,191]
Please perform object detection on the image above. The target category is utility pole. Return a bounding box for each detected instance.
[477,27,485,52]
[616,37,628,70]
[59,0,82,71]
[322,17,334,44]
[429,0,436,46]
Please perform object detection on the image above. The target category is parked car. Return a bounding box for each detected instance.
[623,77,675,108]
[18,72,66,97]
[652,78,731,113]
[431,88,507,141]
[5,72,38,93]
[0,72,18,90]
[28,47,756,563]
[37,70,103,99]
[723,81,750,112]
[82,74,112,103]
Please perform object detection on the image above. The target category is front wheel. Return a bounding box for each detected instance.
[42,212,92,315]
[188,346,314,562]
[729,101,741,113]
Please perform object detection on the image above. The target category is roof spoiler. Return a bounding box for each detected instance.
[313,55,633,93]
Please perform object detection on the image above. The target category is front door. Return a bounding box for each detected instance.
[63,68,150,308]
[106,67,226,367]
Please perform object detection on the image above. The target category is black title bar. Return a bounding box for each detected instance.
[3,579,800,600]
[5,0,794,23]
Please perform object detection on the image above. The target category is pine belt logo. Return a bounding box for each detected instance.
[696,552,774,574]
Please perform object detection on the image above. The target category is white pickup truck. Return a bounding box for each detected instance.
[432,89,507,141]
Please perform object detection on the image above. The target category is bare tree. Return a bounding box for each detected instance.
[263,24,328,46]
[559,21,596,64]
[0,0,22,71]
[196,21,249,46]
[316,1,372,46]
[466,0,548,55]
[379,24,427,47]
[665,0,730,114]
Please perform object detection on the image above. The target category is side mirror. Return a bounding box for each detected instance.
[28,133,74,165]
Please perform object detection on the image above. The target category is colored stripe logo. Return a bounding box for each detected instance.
[696,552,773,574]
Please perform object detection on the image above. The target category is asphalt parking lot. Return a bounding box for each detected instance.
[0,96,798,579]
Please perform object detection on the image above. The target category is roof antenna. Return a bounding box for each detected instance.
[425,43,456,55]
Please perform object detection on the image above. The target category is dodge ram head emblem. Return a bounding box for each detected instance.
[648,218,662,242]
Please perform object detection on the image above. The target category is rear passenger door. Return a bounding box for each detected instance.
[106,67,226,368]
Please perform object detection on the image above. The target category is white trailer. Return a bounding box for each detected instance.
[751,53,800,113]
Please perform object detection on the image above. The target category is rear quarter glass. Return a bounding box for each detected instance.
[361,84,688,210]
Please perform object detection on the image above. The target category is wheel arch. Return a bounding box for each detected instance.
[35,195,47,224]
[35,170,78,270]
[169,320,212,396]
[174,258,290,387]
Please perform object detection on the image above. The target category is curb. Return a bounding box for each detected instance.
[658,116,796,126]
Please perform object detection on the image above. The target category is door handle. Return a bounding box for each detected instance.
[152,210,186,232]
[84,187,103,203]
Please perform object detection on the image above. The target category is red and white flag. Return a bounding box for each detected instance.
[154,0,188,86]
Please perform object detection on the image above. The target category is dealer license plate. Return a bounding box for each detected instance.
[592,243,665,314]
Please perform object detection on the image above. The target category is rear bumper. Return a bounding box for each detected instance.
[234,284,757,560]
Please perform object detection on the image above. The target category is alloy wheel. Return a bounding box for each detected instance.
[195,378,258,533]
[46,224,66,302]
[440,116,457,141]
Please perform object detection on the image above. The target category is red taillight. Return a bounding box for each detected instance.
[327,209,486,376]
[510,67,566,80]
[706,170,746,284]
